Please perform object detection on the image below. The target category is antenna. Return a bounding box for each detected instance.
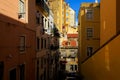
[95,0,98,3]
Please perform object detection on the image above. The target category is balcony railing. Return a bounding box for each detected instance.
[49,45,59,50]
[53,25,60,37]
[36,0,49,15]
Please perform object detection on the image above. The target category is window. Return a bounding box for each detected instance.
[41,38,43,49]
[44,39,46,49]
[61,49,66,52]
[70,65,73,71]
[87,47,93,56]
[37,37,40,50]
[20,36,25,52]
[37,60,39,80]
[86,28,93,38]
[41,16,44,26]
[75,65,77,71]
[19,0,25,19]
[44,0,48,2]
[44,57,46,65]
[48,37,50,49]
[36,11,40,24]
[48,20,49,29]
[41,58,43,69]
[20,64,25,80]
[70,49,74,52]
[66,18,68,21]
[44,69,46,80]
[66,12,68,16]
[40,74,43,80]
[9,68,16,80]
[44,19,46,28]
[86,9,93,20]
[0,62,4,80]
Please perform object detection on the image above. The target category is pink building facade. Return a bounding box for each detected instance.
[0,0,36,80]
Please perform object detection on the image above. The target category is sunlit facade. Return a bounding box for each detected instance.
[78,2,100,64]
[36,0,60,80]
[62,2,76,35]
[69,7,76,27]
[48,0,63,33]
[0,0,36,80]
[78,0,120,80]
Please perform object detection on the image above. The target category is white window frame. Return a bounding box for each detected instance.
[86,27,93,39]
[36,37,40,51]
[87,46,93,56]
[20,36,26,52]
[19,64,25,80]
[18,0,26,19]
[85,9,93,20]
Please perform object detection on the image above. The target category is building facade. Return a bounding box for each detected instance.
[78,0,120,80]
[67,27,78,34]
[36,0,60,80]
[60,33,78,72]
[48,0,63,33]
[0,0,36,80]
[0,0,60,80]
[69,7,76,27]
[78,3,100,63]
[62,2,76,36]
[36,0,50,80]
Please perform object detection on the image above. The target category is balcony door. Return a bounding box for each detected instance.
[9,68,16,80]
[0,62,4,80]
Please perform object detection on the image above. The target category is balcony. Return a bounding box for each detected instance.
[49,45,59,50]
[36,0,49,16]
[53,25,60,37]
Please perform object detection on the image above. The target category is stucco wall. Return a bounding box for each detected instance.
[81,35,120,80]
[0,0,36,80]
[100,0,116,45]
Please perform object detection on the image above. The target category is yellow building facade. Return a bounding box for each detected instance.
[62,2,76,35]
[36,0,50,80]
[0,0,36,80]
[78,0,120,80]
[36,0,60,80]
[67,27,78,34]
[48,0,63,33]
[78,3,100,63]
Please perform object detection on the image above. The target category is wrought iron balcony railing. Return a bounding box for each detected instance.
[49,45,59,50]
[36,0,49,15]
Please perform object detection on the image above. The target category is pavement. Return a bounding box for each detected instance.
[57,70,84,80]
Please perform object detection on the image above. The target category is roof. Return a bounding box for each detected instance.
[67,34,78,38]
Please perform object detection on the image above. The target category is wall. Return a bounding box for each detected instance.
[0,14,36,80]
[116,0,120,32]
[81,35,120,80]
[79,3,100,62]
[100,0,116,45]
[0,0,36,80]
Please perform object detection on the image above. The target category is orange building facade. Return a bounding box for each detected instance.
[0,0,36,80]
[78,0,120,80]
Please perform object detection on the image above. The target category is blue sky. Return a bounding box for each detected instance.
[65,0,100,24]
